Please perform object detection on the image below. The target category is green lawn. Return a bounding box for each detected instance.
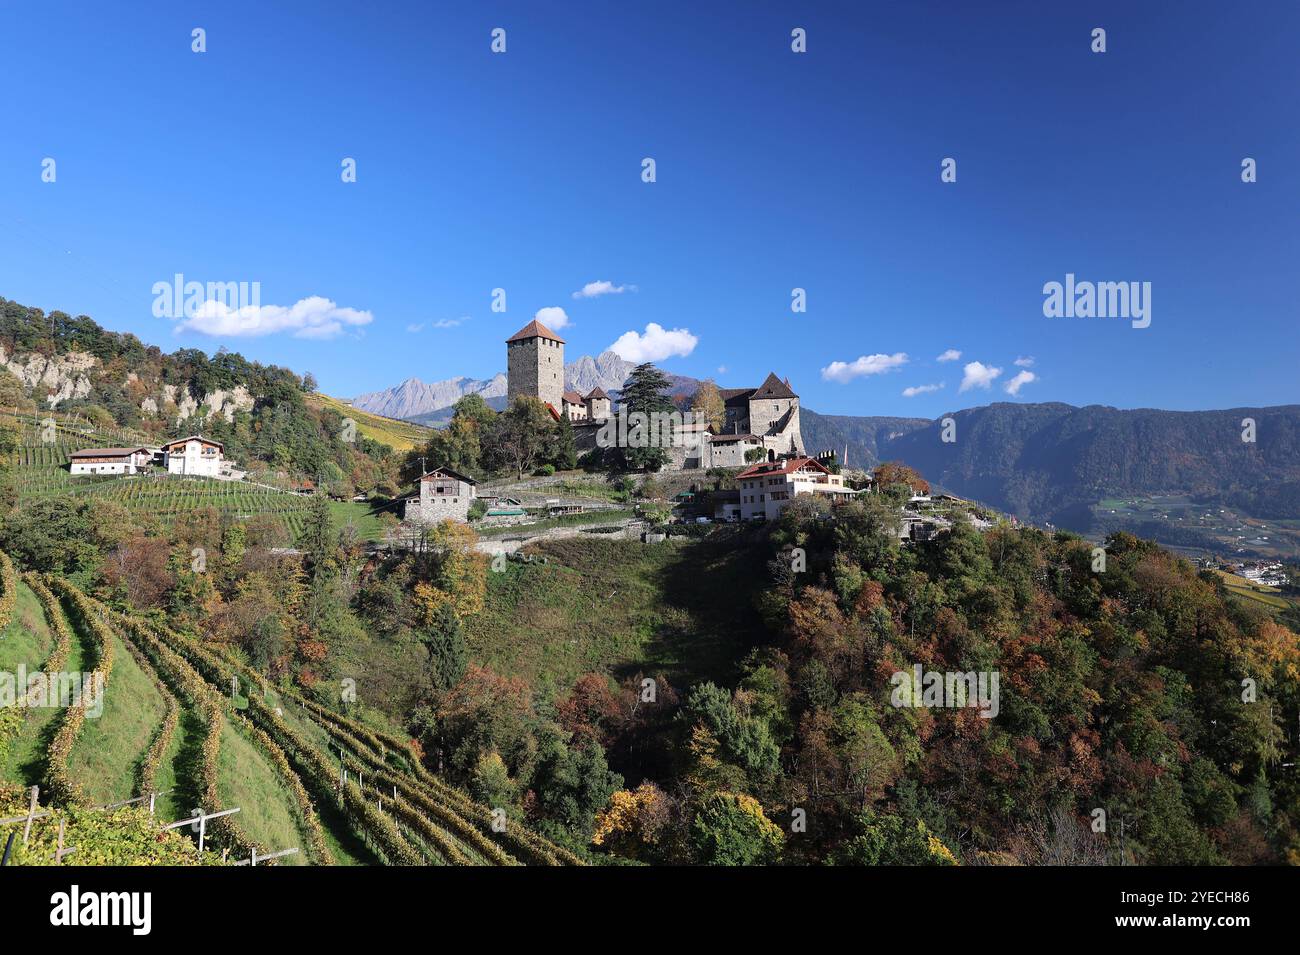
[327,499,392,543]
[152,705,202,824]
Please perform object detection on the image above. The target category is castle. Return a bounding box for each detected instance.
[504,319,803,470]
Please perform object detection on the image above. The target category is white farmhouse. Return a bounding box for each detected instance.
[69,446,152,476]
[737,455,857,521]
[162,435,224,477]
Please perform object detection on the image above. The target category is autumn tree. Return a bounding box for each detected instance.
[872,461,930,496]
[690,379,726,432]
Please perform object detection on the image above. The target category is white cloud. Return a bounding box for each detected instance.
[902,382,944,398]
[534,306,571,330]
[936,349,962,363]
[176,296,373,340]
[820,352,909,384]
[1013,356,1035,367]
[432,317,466,329]
[406,323,424,333]
[959,361,1003,392]
[717,365,728,374]
[1004,370,1037,395]
[572,280,637,299]
[608,322,698,362]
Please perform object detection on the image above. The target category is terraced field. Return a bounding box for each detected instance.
[307,393,434,452]
[7,416,389,542]
[0,550,580,866]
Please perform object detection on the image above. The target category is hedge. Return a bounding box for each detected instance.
[0,549,17,633]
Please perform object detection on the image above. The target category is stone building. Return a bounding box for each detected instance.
[561,390,588,421]
[705,433,765,468]
[401,465,478,525]
[584,387,611,420]
[506,319,565,412]
[718,373,804,458]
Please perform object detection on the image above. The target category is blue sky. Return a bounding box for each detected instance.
[1,0,1296,417]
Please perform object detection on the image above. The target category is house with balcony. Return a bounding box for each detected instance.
[736,455,857,521]
[162,436,224,477]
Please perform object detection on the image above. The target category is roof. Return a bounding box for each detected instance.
[719,374,799,407]
[420,465,478,486]
[162,435,223,450]
[505,319,566,344]
[584,386,610,400]
[708,433,759,443]
[736,456,830,480]
[562,390,585,405]
[70,446,148,459]
[753,372,798,400]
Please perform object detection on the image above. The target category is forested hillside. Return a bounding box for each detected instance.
[341,498,1300,865]
[0,296,402,498]
[881,401,1300,532]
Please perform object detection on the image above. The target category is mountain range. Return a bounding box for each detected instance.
[350,350,700,426]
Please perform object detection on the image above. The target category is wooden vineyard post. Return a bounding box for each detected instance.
[22,786,38,847]
[51,818,76,863]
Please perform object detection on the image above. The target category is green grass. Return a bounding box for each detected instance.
[0,580,53,672]
[460,530,767,701]
[67,630,167,805]
[327,499,392,542]
[1,584,80,789]
[329,530,767,717]
[215,719,309,863]
[1212,570,1298,615]
[152,706,201,823]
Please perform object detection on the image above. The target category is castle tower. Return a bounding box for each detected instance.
[506,319,565,411]
[748,372,803,454]
[584,386,611,420]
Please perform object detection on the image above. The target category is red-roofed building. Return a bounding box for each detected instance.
[561,389,588,421]
[736,455,855,520]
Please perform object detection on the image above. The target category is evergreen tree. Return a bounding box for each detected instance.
[552,414,578,470]
[421,602,469,693]
[617,362,675,472]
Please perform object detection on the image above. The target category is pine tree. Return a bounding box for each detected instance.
[617,362,674,472]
